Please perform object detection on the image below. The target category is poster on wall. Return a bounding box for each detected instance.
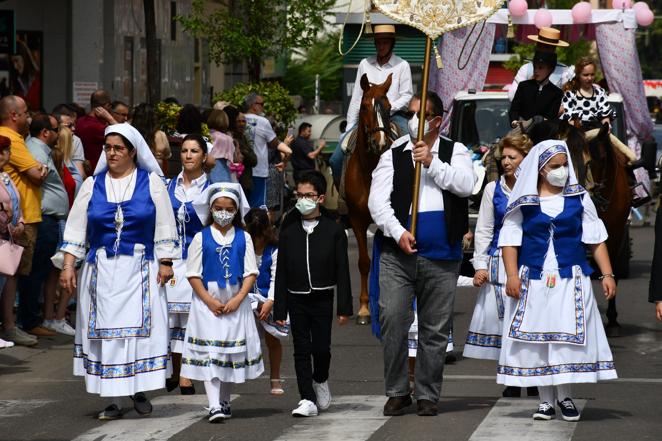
[0,10,15,99]
[11,31,42,110]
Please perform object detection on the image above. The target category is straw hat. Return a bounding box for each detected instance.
[371,24,396,39]
[527,27,569,48]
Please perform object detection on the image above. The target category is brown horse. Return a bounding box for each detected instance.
[345,73,395,325]
[586,123,632,336]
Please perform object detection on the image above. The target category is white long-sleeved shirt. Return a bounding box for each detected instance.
[472,178,512,271]
[368,136,475,244]
[346,54,413,128]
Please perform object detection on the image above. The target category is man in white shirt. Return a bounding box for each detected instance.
[243,92,292,208]
[330,25,413,181]
[368,91,475,417]
[507,27,574,101]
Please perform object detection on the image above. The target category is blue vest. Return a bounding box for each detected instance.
[201,226,246,289]
[86,169,155,262]
[256,244,277,296]
[518,195,593,279]
[167,178,209,259]
[487,182,508,256]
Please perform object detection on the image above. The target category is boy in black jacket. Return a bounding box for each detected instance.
[274,170,352,417]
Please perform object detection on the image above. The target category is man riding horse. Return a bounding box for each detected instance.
[330,24,413,185]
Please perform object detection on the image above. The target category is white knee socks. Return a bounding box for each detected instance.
[538,384,572,404]
[205,379,221,409]
[556,384,572,401]
[538,386,555,404]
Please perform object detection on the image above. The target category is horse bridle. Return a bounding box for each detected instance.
[364,97,393,154]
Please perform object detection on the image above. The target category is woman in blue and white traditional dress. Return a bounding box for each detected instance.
[181,183,264,423]
[498,139,617,422]
[165,134,209,395]
[464,134,533,397]
[59,123,180,420]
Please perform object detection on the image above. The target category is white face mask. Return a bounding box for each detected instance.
[212,209,235,227]
[408,114,432,139]
[544,166,569,187]
[295,198,318,216]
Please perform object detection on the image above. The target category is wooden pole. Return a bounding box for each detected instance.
[409,36,433,238]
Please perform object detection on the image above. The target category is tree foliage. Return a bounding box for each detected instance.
[177,0,335,81]
[504,39,593,75]
[282,32,343,102]
[215,81,297,136]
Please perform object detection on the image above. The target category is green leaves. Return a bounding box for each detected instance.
[215,81,297,137]
[177,0,335,80]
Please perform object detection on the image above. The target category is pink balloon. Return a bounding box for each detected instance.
[534,9,553,29]
[636,7,654,26]
[509,0,528,18]
[612,0,632,9]
[632,2,650,14]
[571,2,592,24]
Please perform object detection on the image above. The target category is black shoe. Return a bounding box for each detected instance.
[533,402,556,420]
[445,352,457,364]
[98,404,122,420]
[557,397,581,422]
[180,383,195,395]
[131,392,153,416]
[527,387,539,397]
[502,386,521,397]
[208,408,225,423]
[165,378,179,392]
[383,395,413,416]
[416,399,438,416]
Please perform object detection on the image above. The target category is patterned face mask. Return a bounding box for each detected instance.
[212,209,235,227]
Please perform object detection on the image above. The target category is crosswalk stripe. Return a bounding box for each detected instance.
[273,395,389,441]
[0,399,54,418]
[468,398,586,441]
[71,394,237,441]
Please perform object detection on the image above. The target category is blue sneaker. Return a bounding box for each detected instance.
[533,402,556,420]
[557,397,580,422]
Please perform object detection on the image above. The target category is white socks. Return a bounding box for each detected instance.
[538,384,572,404]
[539,386,555,404]
[556,384,572,401]
[205,379,232,408]
[205,379,221,409]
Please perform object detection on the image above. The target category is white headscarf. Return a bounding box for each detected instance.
[503,139,586,220]
[193,182,250,225]
[94,123,164,177]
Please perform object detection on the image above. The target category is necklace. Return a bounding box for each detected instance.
[107,168,137,253]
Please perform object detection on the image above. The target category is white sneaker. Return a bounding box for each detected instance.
[0,338,14,349]
[312,381,331,410]
[292,399,318,417]
[42,320,55,331]
[50,319,75,336]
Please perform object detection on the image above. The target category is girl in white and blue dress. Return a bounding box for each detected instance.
[244,207,289,395]
[181,183,264,423]
[498,139,617,422]
[59,123,180,420]
[464,134,533,397]
[165,134,210,395]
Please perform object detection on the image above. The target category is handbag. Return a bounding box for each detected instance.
[0,229,24,276]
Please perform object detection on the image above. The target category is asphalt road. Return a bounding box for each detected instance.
[1,225,660,441]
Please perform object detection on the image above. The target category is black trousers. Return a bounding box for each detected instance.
[649,200,662,303]
[288,290,334,403]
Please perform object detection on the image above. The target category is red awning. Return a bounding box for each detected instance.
[485,64,514,87]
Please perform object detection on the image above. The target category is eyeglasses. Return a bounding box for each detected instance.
[294,192,319,200]
[402,110,432,120]
[103,144,128,153]
[47,127,60,133]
